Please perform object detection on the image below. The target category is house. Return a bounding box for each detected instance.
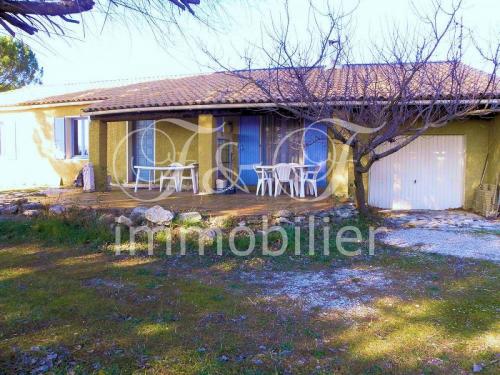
[0,63,498,210]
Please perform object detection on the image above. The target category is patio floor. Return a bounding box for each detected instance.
[40,187,336,217]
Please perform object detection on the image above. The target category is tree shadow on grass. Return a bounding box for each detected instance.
[314,269,500,374]
[0,239,289,374]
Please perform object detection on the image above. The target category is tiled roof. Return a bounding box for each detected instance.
[84,62,499,112]
[6,62,497,112]
[0,76,175,107]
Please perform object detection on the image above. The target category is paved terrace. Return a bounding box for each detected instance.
[34,188,335,217]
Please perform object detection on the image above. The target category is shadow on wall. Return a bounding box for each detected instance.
[33,109,86,187]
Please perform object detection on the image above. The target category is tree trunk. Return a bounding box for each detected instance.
[353,166,369,215]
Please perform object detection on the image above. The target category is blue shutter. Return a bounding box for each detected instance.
[304,122,328,187]
[54,117,66,159]
[238,116,261,186]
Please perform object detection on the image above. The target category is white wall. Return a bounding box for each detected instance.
[0,111,84,190]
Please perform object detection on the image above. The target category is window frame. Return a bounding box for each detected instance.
[67,116,90,159]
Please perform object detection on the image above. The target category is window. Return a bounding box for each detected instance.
[216,118,233,179]
[70,118,89,158]
[262,115,301,164]
[53,116,90,159]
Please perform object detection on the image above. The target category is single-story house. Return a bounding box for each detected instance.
[0,62,498,210]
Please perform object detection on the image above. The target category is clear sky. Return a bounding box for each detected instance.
[20,0,500,85]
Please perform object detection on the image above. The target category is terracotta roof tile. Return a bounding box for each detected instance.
[15,62,498,112]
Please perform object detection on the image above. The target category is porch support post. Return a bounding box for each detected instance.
[327,127,349,198]
[197,114,217,193]
[89,119,108,191]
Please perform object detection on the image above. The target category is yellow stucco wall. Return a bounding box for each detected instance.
[89,119,108,191]
[0,105,88,189]
[485,115,500,185]
[197,114,217,192]
[326,126,350,197]
[154,119,198,166]
[106,121,128,184]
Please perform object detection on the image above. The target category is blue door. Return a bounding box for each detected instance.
[133,120,155,182]
[239,116,261,187]
[304,122,328,187]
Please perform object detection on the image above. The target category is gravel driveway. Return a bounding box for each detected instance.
[380,210,500,262]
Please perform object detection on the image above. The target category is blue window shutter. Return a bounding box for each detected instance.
[238,116,261,186]
[54,117,66,159]
[304,121,328,187]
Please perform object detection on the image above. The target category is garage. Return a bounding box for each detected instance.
[368,135,465,210]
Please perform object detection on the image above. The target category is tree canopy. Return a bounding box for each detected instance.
[0,36,42,91]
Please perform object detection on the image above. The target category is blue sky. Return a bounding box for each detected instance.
[22,0,500,85]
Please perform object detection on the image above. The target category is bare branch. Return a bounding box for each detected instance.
[203,0,499,212]
[0,0,204,36]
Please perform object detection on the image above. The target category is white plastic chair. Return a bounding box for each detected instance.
[177,162,196,192]
[159,163,182,192]
[304,165,321,197]
[289,162,301,196]
[273,163,295,197]
[253,165,273,196]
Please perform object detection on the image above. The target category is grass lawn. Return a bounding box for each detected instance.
[0,215,499,374]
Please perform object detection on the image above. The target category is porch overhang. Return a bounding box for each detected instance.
[87,110,355,197]
[88,114,220,194]
[84,98,500,117]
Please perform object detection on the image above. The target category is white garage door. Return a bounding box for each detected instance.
[368,136,465,210]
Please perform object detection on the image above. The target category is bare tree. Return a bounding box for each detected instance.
[0,0,202,36]
[205,0,499,214]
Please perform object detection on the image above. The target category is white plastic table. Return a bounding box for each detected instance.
[254,165,275,176]
[133,165,198,194]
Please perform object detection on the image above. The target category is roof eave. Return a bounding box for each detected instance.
[85,98,500,117]
[0,100,100,112]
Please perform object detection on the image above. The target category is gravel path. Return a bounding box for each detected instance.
[384,210,500,230]
[381,228,500,262]
[380,210,500,262]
